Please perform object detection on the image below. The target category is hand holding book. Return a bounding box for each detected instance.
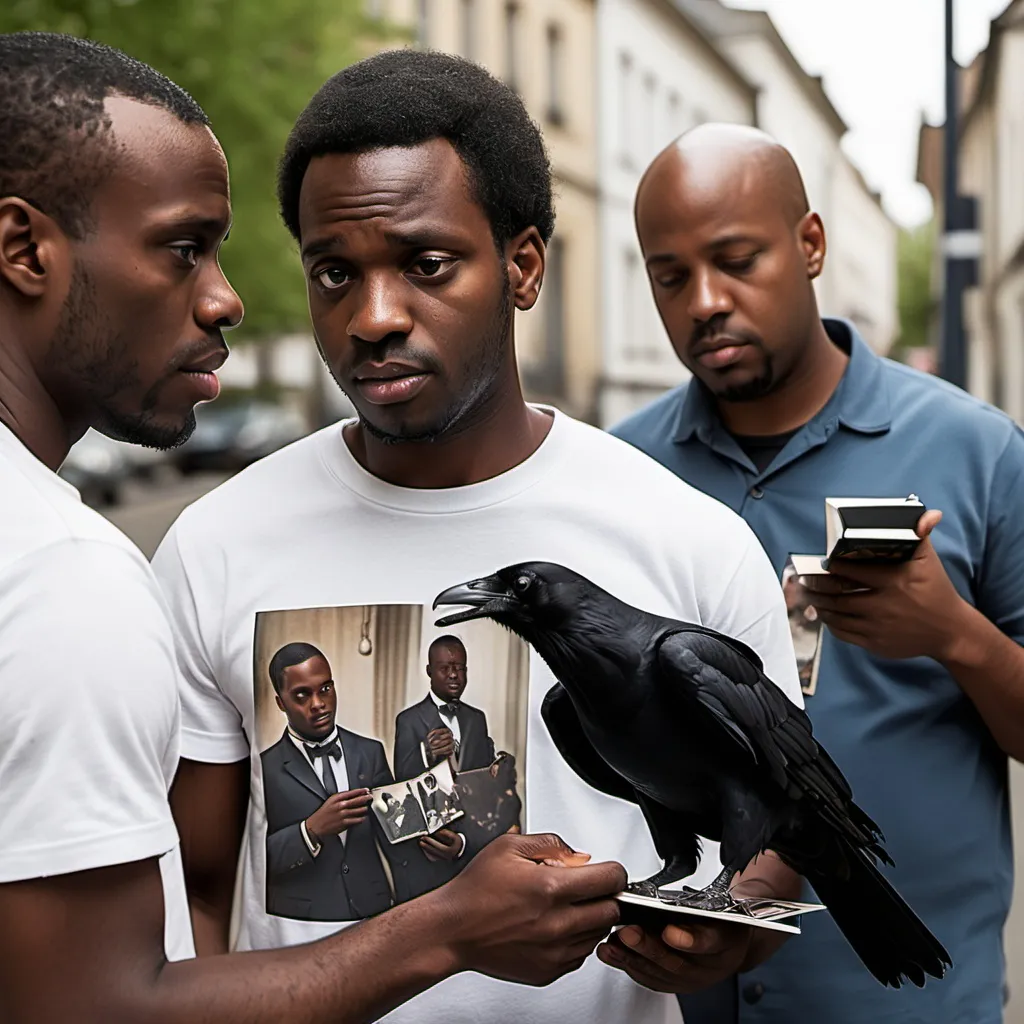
[801,508,974,663]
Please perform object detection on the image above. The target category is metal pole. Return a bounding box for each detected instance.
[939,0,966,388]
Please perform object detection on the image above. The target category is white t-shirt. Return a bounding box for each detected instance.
[0,424,193,962]
[153,409,801,1023]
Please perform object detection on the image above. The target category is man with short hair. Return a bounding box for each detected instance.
[156,50,805,1024]
[613,122,1024,1024]
[394,635,496,780]
[0,32,630,1023]
[260,642,396,921]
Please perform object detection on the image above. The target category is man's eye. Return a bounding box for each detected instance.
[722,255,757,273]
[315,267,351,290]
[654,272,685,289]
[172,243,200,267]
[412,256,451,277]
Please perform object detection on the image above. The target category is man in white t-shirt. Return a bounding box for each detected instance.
[0,33,632,1023]
[154,50,805,1024]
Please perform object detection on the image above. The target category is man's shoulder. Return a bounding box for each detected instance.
[0,451,148,579]
[339,725,386,756]
[607,384,688,456]
[882,357,1019,449]
[260,731,291,763]
[169,424,341,541]
[396,696,431,720]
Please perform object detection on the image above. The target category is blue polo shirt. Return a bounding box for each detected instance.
[612,319,1024,1024]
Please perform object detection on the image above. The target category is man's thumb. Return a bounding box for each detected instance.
[513,831,592,866]
[916,508,943,540]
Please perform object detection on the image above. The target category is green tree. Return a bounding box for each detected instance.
[1,0,393,339]
[893,219,936,355]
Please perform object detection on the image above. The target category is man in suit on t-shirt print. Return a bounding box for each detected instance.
[393,635,496,782]
[260,641,398,922]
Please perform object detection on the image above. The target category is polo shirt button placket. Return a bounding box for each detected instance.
[742,980,765,1005]
[749,485,764,499]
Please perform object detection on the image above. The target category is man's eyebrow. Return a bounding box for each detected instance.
[160,214,233,239]
[645,233,764,267]
[301,226,463,261]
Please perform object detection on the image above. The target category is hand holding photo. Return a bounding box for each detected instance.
[371,760,464,844]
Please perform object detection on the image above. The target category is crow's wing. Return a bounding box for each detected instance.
[658,630,887,856]
[540,683,638,804]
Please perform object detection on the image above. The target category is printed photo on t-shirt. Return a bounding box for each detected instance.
[252,603,529,923]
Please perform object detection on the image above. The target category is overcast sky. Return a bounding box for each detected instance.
[721,0,1010,228]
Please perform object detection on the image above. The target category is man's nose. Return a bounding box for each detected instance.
[196,265,244,331]
[348,272,414,344]
[687,267,732,324]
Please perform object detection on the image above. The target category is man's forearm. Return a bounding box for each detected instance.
[730,852,802,972]
[153,889,460,1024]
[189,895,232,957]
[942,601,1024,760]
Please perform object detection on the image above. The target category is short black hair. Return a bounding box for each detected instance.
[0,32,209,239]
[269,641,327,694]
[278,49,554,248]
[428,634,467,661]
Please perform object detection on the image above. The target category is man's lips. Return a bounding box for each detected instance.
[353,362,432,405]
[177,347,228,402]
[691,337,750,371]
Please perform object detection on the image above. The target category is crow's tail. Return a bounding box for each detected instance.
[803,845,951,988]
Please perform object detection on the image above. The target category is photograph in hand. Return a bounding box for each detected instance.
[371,760,464,844]
[253,602,529,922]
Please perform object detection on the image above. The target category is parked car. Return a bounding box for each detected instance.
[59,429,134,507]
[172,400,308,475]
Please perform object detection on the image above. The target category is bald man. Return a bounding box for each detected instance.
[613,123,1024,1024]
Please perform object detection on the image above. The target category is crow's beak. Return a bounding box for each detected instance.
[432,574,512,627]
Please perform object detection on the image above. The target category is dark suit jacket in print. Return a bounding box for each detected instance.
[393,694,496,782]
[261,726,396,922]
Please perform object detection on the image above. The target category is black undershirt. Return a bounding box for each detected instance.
[730,429,798,473]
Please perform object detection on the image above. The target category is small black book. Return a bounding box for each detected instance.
[822,494,925,568]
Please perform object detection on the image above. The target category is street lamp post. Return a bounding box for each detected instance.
[939,0,979,390]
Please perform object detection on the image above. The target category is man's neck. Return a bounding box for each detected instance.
[344,384,552,489]
[714,319,849,437]
[0,332,77,470]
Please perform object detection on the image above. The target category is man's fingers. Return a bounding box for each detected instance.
[916,509,943,539]
[553,860,629,901]
[662,921,737,957]
[511,831,589,865]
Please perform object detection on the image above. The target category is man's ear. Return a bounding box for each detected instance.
[799,212,826,282]
[505,227,546,312]
[0,198,68,298]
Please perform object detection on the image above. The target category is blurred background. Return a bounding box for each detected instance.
[6,0,1023,1011]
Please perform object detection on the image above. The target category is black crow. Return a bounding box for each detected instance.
[433,561,951,989]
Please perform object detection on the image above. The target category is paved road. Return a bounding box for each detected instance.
[102,470,229,558]
[98,471,1024,1014]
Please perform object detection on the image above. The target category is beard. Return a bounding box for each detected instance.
[48,266,196,450]
[714,357,776,402]
[347,268,515,446]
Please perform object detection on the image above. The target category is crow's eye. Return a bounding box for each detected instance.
[513,575,531,595]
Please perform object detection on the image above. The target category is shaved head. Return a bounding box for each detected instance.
[638,124,809,231]
[633,123,830,409]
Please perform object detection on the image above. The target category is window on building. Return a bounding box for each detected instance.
[667,90,682,139]
[504,3,520,92]
[416,0,429,49]
[525,237,566,396]
[618,52,634,166]
[546,23,564,126]
[460,0,475,59]
[642,73,657,160]
[624,248,640,359]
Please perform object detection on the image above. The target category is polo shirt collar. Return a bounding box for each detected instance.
[672,318,891,447]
